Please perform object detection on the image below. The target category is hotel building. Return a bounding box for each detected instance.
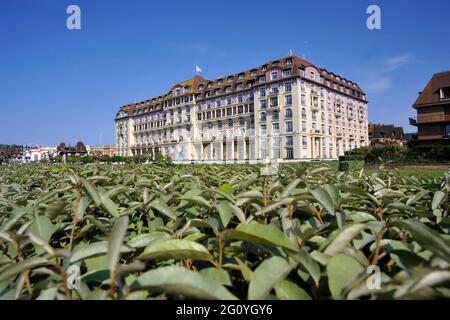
[115,55,369,161]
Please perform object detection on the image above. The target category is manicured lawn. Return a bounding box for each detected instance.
[365,167,449,178]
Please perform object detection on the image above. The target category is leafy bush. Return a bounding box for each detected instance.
[338,155,365,162]
[0,163,449,300]
[338,161,349,171]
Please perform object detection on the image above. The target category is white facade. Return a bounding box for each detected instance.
[115,56,369,161]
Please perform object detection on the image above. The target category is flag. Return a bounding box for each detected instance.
[196,65,202,73]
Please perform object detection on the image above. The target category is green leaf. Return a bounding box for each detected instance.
[223,222,299,252]
[248,256,293,300]
[131,266,237,300]
[179,195,211,208]
[0,257,49,282]
[149,199,178,220]
[217,201,233,227]
[324,223,366,256]
[199,268,232,286]
[107,215,129,275]
[100,193,120,217]
[292,248,321,286]
[274,279,312,300]
[393,219,450,262]
[432,190,447,210]
[235,257,253,282]
[327,254,363,300]
[80,178,101,205]
[310,187,335,214]
[127,231,169,248]
[138,239,212,261]
[29,215,55,244]
[70,241,134,263]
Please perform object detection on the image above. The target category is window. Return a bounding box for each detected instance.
[260,87,266,97]
[286,148,294,159]
[286,58,293,65]
[285,108,292,118]
[260,99,267,109]
[271,71,278,80]
[217,79,223,85]
[272,123,279,134]
[238,73,245,79]
[272,111,279,121]
[218,120,223,128]
[302,121,307,132]
[215,89,220,96]
[270,97,278,107]
[227,97,232,105]
[238,94,243,103]
[446,124,450,137]
[300,69,305,77]
[251,70,257,76]
[238,105,243,114]
[285,95,292,105]
[286,135,293,146]
[301,108,307,119]
[283,69,292,77]
[260,124,267,135]
[237,83,243,90]
[301,95,306,106]
[300,81,305,92]
[262,64,268,71]
[271,85,279,94]
[310,72,315,81]
[260,112,266,122]
[259,76,266,83]
[239,117,245,125]
[285,81,292,92]
[225,86,231,93]
[285,121,293,133]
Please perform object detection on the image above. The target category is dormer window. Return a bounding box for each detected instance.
[227,76,234,83]
[262,64,268,71]
[236,83,243,90]
[198,84,204,90]
[238,73,245,80]
[250,69,257,76]
[225,86,231,93]
[440,87,450,99]
[215,89,220,96]
[286,58,292,65]
[217,79,223,85]
[207,82,213,89]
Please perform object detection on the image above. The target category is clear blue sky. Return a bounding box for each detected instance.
[1,0,449,146]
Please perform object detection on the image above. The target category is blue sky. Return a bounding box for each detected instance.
[1,0,449,146]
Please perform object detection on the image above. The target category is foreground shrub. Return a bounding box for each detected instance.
[0,163,449,300]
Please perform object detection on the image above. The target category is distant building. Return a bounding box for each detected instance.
[0,145,23,164]
[22,146,57,163]
[115,55,369,162]
[410,70,450,144]
[89,145,117,157]
[368,123,405,147]
[57,141,88,157]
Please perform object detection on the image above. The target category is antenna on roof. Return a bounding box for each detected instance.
[302,54,306,60]
[289,49,293,57]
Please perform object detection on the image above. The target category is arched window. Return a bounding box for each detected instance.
[260,112,266,122]
[301,108,307,119]
[321,112,325,122]
[285,108,292,118]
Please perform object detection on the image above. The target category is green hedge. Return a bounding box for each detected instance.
[346,145,450,164]
[338,155,365,161]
